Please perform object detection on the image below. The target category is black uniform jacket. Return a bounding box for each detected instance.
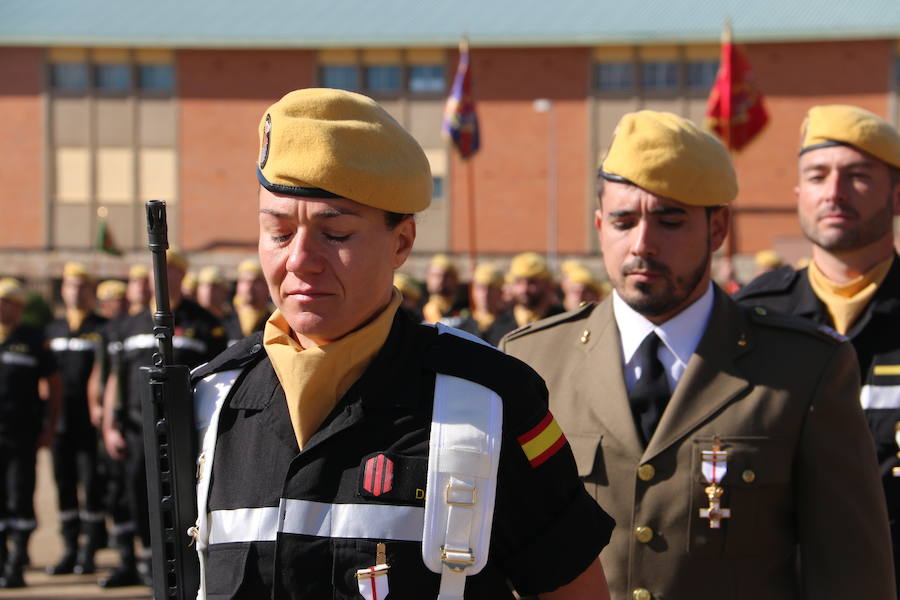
[192,310,613,600]
[113,299,226,426]
[484,305,565,348]
[222,311,267,347]
[46,312,107,433]
[0,324,57,439]
[737,257,900,584]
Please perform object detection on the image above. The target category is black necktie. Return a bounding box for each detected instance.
[627,332,671,445]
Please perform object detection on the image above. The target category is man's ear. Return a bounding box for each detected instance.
[709,206,730,253]
[392,217,416,269]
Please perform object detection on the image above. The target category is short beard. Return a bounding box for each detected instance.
[800,195,894,252]
[617,239,711,317]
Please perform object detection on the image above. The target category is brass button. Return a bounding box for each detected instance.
[579,329,591,344]
[742,469,756,483]
[637,464,656,481]
[634,525,654,543]
[633,588,652,600]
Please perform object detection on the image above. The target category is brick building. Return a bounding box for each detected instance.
[1,0,899,285]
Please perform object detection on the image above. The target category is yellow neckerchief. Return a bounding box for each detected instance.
[66,308,88,332]
[808,255,893,334]
[422,294,452,324]
[263,289,401,450]
[513,305,542,328]
[472,309,496,332]
[238,307,267,336]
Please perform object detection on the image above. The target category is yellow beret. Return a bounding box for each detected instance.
[393,272,422,300]
[429,254,457,275]
[565,264,600,289]
[97,279,126,301]
[63,261,91,280]
[559,259,583,276]
[166,249,188,272]
[601,110,737,207]
[257,88,432,214]
[509,252,551,280]
[800,105,900,168]
[129,264,149,280]
[198,266,224,285]
[0,278,25,305]
[755,250,783,269]
[473,263,504,287]
[238,259,262,277]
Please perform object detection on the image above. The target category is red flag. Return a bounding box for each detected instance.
[442,38,480,160]
[705,24,768,151]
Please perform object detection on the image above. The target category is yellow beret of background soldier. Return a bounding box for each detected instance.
[503,109,895,600]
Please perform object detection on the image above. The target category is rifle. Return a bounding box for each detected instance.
[141,199,201,599]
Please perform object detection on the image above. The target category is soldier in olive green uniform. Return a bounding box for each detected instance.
[503,110,895,600]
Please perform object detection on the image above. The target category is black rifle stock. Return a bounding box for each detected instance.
[141,199,200,600]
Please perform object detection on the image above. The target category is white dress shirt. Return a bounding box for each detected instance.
[612,282,715,394]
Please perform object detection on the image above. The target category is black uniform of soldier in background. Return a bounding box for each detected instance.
[0,279,61,588]
[102,252,226,585]
[44,263,108,576]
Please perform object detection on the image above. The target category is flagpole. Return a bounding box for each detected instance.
[722,18,738,259]
[466,159,477,281]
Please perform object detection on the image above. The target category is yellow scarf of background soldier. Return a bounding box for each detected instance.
[263,289,400,449]
[808,255,893,335]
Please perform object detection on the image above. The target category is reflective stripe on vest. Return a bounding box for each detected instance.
[0,352,37,367]
[208,500,425,545]
[861,384,900,409]
[49,337,99,352]
[124,333,207,355]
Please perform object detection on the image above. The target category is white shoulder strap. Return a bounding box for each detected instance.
[191,367,243,600]
[422,365,503,600]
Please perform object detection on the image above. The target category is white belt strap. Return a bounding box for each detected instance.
[192,367,242,600]
[423,373,503,600]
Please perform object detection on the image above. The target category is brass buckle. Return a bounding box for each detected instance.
[441,546,476,572]
[445,482,476,507]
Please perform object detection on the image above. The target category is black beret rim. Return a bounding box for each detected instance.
[798,140,851,157]
[597,169,633,185]
[256,166,343,199]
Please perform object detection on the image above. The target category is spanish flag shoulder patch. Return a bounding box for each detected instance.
[517,411,567,468]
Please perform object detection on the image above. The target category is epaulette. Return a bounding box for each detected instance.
[502,302,595,343]
[744,305,846,345]
[191,332,265,383]
[735,266,800,299]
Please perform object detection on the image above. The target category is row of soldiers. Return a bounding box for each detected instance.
[0,256,271,588]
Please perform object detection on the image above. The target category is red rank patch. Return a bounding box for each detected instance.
[363,454,394,497]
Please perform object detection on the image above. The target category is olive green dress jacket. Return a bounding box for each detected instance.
[502,287,895,600]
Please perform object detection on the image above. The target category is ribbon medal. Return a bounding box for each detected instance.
[698,438,732,529]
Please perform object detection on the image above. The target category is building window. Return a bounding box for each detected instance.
[432,176,444,199]
[641,61,678,90]
[320,65,360,91]
[94,63,131,92]
[595,62,634,92]
[409,65,445,93]
[138,64,175,93]
[51,63,89,91]
[365,65,402,94]
[687,60,719,90]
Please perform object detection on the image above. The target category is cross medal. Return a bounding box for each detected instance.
[699,439,732,529]
[356,543,390,600]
